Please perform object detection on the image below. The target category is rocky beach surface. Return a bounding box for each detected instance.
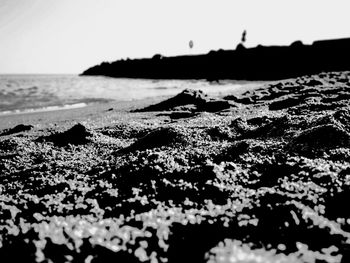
[1,71,350,262]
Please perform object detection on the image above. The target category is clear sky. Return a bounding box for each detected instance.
[0,0,349,74]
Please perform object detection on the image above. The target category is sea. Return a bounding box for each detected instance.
[0,74,263,115]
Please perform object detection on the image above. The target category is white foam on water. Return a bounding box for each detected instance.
[0,74,264,115]
[0,102,87,116]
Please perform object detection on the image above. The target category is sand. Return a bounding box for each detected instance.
[1,71,350,262]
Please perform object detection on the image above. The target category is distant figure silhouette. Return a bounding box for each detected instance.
[189,40,194,49]
[236,30,247,51]
[241,30,247,43]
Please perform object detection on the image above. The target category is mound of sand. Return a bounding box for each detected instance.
[136,89,234,114]
[0,124,33,136]
[1,71,350,262]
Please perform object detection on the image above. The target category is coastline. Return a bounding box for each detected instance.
[0,80,262,130]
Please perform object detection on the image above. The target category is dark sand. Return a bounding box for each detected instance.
[1,72,350,262]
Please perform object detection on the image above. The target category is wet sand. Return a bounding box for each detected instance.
[1,71,350,262]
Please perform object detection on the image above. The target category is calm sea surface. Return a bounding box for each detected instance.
[0,74,262,115]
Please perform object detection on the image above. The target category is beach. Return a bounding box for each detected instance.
[1,71,350,262]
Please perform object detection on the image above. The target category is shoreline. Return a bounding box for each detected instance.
[0,80,264,130]
[0,97,157,130]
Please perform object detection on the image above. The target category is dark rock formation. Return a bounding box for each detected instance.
[135,89,208,112]
[0,124,33,136]
[81,37,350,81]
[37,123,92,146]
[135,89,234,113]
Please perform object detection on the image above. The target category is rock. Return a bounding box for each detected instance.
[0,124,33,136]
[135,89,208,112]
[38,123,92,146]
[135,89,234,113]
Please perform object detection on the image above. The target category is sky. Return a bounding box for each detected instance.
[0,0,349,74]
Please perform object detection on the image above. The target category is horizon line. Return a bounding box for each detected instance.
[0,73,79,75]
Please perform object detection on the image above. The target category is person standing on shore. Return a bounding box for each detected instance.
[241,30,247,44]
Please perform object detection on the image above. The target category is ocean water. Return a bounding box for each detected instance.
[0,74,262,115]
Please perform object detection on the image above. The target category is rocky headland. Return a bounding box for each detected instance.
[81,38,350,81]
